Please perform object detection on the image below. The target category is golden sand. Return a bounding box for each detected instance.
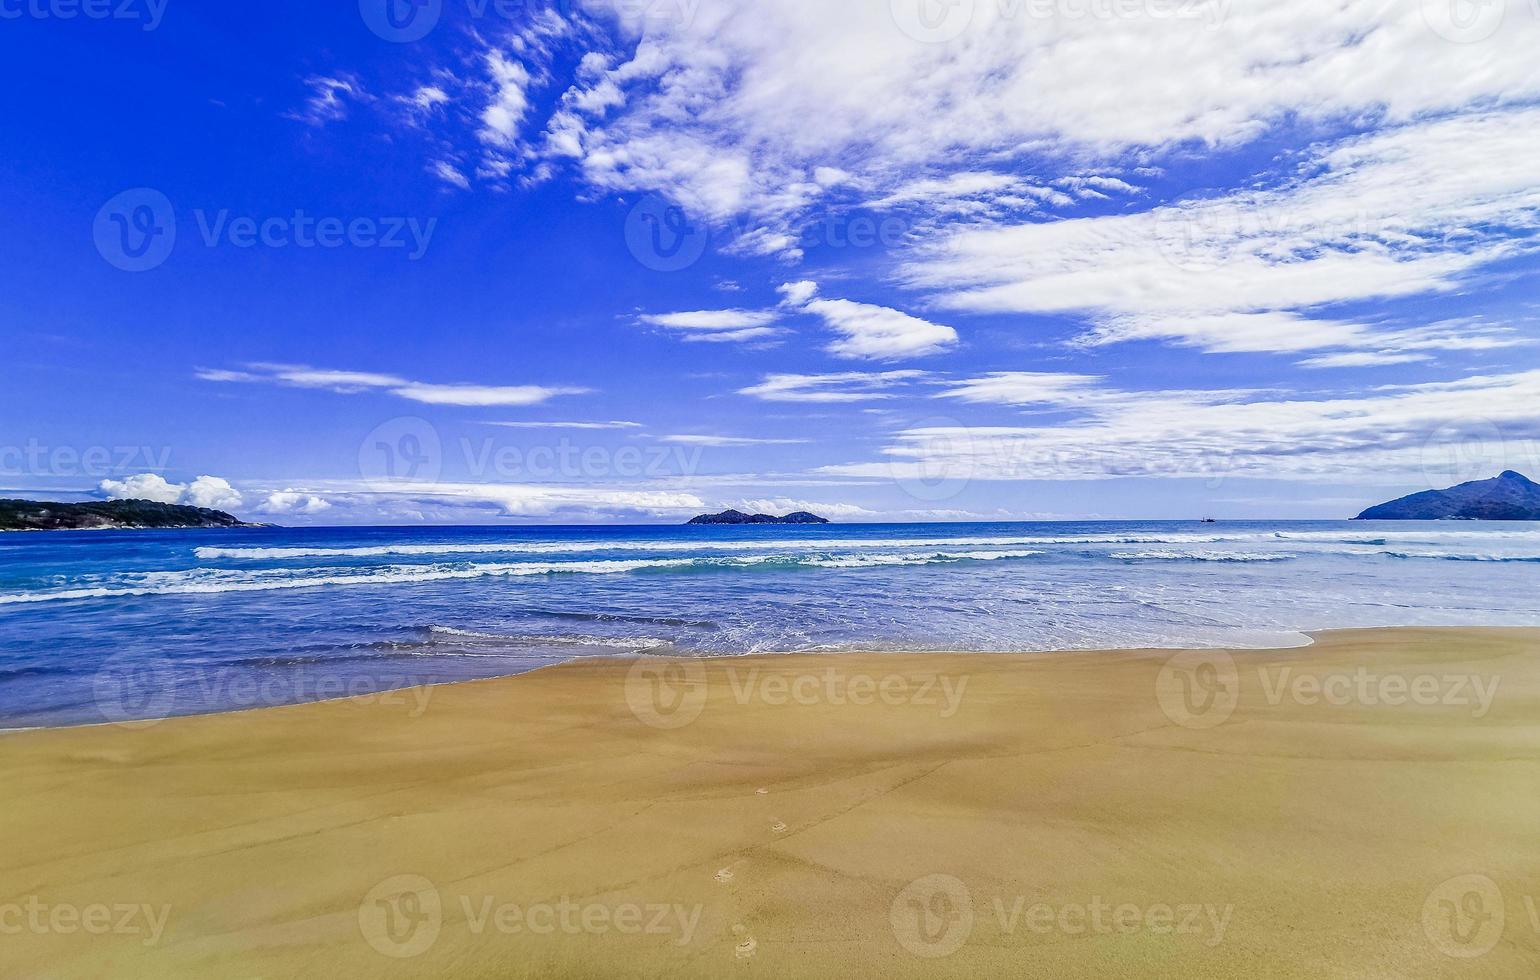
[3,628,1538,978]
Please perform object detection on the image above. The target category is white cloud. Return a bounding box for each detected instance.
[197,364,586,408]
[258,492,333,516]
[291,75,366,126]
[662,435,809,447]
[778,281,957,359]
[513,0,1540,245]
[636,309,785,345]
[99,473,182,504]
[824,369,1540,483]
[777,280,819,307]
[481,50,534,148]
[739,371,928,402]
[729,498,879,520]
[100,474,244,511]
[903,108,1540,358]
[485,420,643,430]
[431,160,471,189]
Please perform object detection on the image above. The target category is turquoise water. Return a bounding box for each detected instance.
[3,520,1540,728]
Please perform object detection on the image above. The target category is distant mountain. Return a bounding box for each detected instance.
[0,498,260,532]
[686,509,830,526]
[1355,471,1540,521]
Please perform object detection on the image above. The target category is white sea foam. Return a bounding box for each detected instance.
[427,626,671,649]
[194,527,1540,562]
[0,549,1046,606]
[1110,550,1296,562]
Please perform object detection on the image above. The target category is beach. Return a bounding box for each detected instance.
[3,627,1538,978]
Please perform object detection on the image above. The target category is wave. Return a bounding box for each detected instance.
[1383,551,1540,563]
[0,549,1045,606]
[195,527,1540,562]
[1111,550,1297,563]
[426,626,671,650]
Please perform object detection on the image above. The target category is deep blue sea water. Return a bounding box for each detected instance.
[4,520,1540,728]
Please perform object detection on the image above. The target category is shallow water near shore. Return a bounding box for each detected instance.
[4,519,1540,727]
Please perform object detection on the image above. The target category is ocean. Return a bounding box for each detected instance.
[3,520,1540,728]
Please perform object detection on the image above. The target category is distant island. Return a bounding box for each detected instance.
[1355,471,1540,521]
[0,498,260,532]
[687,510,830,526]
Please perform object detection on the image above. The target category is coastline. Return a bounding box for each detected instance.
[4,627,1538,977]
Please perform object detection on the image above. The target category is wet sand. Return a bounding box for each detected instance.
[3,627,1538,978]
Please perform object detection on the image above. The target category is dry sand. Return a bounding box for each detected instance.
[3,627,1539,978]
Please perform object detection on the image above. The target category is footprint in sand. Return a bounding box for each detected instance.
[732,925,758,960]
[770,820,787,833]
[715,868,734,883]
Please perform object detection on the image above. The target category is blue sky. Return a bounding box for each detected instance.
[3,0,1539,523]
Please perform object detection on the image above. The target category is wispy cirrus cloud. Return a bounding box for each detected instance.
[738,370,928,403]
[825,369,1540,484]
[635,309,784,344]
[197,363,587,408]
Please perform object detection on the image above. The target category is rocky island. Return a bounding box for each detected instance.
[0,498,260,532]
[686,510,830,526]
[1355,471,1540,521]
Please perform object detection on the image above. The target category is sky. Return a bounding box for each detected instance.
[2,0,1539,524]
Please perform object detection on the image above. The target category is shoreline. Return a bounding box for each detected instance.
[16,619,1540,735]
[0,623,1391,735]
[5,626,1538,977]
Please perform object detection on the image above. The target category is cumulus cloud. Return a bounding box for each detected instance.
[257,492,333,516]
[100,474,244,511]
